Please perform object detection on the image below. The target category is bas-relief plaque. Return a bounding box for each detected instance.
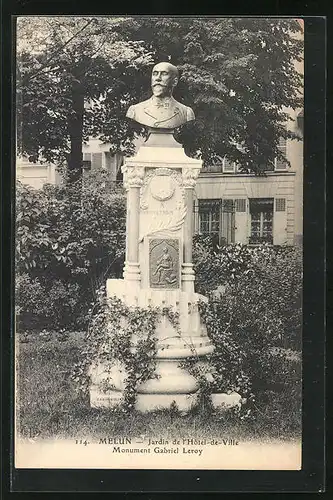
[149,238,180,289]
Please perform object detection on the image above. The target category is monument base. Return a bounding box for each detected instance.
[89,278,244,413]
[89,278,215,407]
[89,386,243,413]
[88,281,244,413]
[90,387,199,413]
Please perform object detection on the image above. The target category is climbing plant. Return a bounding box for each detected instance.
[72,289,186,412]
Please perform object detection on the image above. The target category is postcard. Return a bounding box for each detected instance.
[14,15,305,473]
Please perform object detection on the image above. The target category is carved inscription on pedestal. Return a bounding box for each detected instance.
[149,239,180,289]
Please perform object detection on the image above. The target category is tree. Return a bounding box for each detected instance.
[17,17,303,176]
[113,17,303,172]
[17,17,153,182]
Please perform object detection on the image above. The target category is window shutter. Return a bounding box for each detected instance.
[275,198,286,212]
[91,152,103,171]
[234,198,248,244]
[235,199,246,212]
[275,137,288,170]
[83,153,91,170]
[274,198,287,244]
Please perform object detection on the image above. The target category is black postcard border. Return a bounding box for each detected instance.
[1,3,327,495]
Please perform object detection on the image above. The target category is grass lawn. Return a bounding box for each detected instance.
[16,332,301,442]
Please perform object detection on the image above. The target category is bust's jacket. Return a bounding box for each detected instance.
[126,96,195,129]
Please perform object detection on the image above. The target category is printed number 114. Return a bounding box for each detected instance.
[75,439,89,446]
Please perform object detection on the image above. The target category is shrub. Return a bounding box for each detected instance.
[16,179,302,429]
[196,242,302,430]
[16,273,81,330]
[15,180,126,331]
[194,241,302,351]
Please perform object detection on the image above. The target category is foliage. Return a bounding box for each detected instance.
[15,176,302,427]
[70,240,302,419]
[200,295,301,393]
[17,17,303,176]
[15,273,80,330]
[17,17,153,180]
[72,291,182,412]
[193,238,302,351]
[15,180,126,330]
[16,305,301,438]
[194,241,302,424]
[17,331,300,439]
[16,183,302,353]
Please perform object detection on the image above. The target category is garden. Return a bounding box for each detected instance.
[15,178,302,442]
[16,17,303,443]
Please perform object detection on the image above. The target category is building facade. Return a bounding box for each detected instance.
[81,119,303,247]
[82,138,123,185]
[192,22,304,247]
[17,115,303,248]
[16,139,123,190]
[16,157,62,189]
[194,108,303,246]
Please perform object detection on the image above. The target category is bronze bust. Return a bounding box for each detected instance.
[126,62,195,129]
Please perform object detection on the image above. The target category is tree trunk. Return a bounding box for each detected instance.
[67,79,84,185]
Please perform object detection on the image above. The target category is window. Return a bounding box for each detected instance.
[223,157,236,173]
[83,152,103,171]
[274,137,288,170]
[249,198,273,244]
[197,199,235,245]
[222,199,235,212]
[198,200,220,235]
[222,143,245,173]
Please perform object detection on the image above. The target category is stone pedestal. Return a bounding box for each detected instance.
[89,131,240,412]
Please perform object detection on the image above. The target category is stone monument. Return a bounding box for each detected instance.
[89,62,241,412]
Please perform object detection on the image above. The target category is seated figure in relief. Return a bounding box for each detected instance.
[152,246,177,285]
[126,62,195,129]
